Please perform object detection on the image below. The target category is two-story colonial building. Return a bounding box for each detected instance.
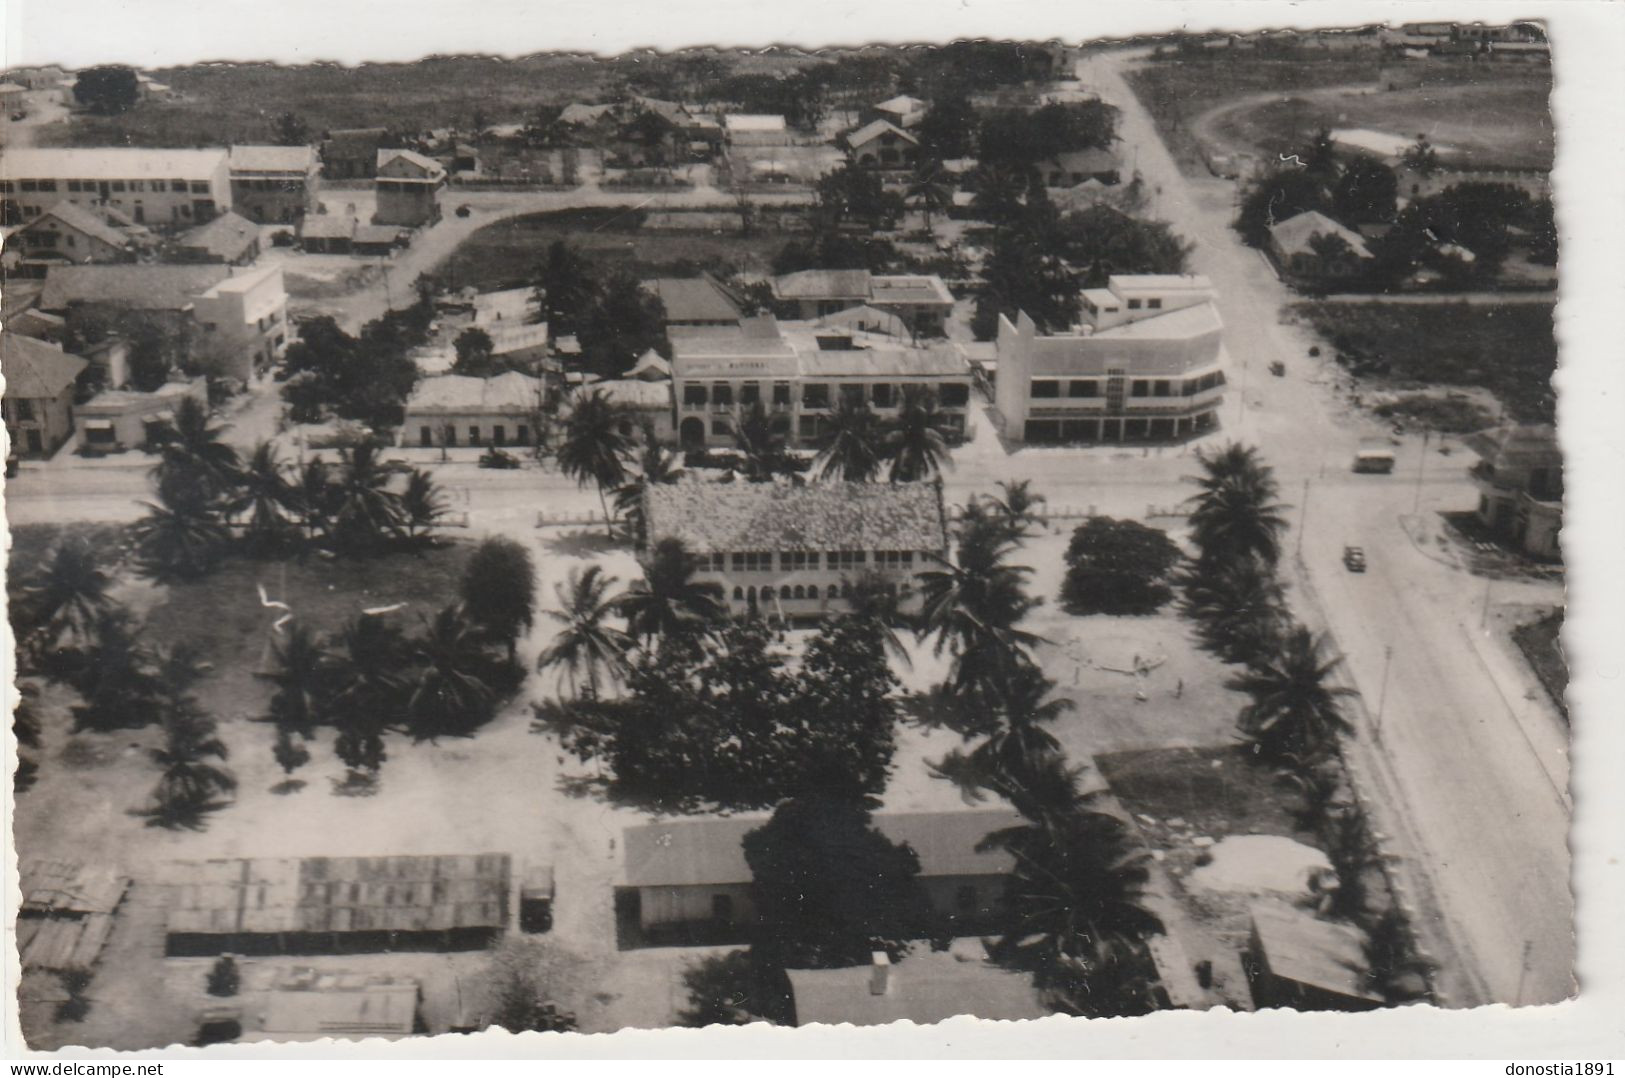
[191,265,291,383]
[228,145,321,224]
[844,119,920,169]
[995,274,1229,444]
[642,478,948,620]
[0,147,231,227]
[2,333,88,459]
[772,270,956,337]
[670,316,973,450]
[373,149,445,227]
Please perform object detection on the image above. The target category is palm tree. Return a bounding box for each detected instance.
[844,571,914,670]
[617,537,725,646]
[1185,443,1288,570]
[19,536,113,660]
[885,386,954,483]
[406,604,496,741]
[400,468,447,545]
[979,757,1165,1018]
[971,162,1027,227]
[976,664,1070,779]
[231,441,298,554]
[732,399,791,482]
[70,608,164,732]
[261,622,329,739]
[1228,625,1356,763]
[294,455,336,544]
[151,395,241,503]
[555,388,632,536]
[1178,554,1287,666]
[812,395,885,483]
[1361,909,1435,1005]
[916,516,1043,700]
[132,478,232,581]
[143,643,235,830]
[906,158,953,237]
[612,430,683,546]
[986,479,1048,542]
[325,614,408,782]
[537,565,633,698]
[329,443,404,555]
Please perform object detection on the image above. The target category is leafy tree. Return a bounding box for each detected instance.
[142,645,236,830]
[743,795,937,968]
[451,327,498,376]
[132,478,232,582]
[916,96,979,160]
[1235,168,1329,247]
[1228,625,1356,763]
[1400,134,1440,178]
[555,388,632,533]
[1332,158,1399,225]
[460,537,537,659]
[206,956,241,997]
[270,111,311,147]
[1060,517,1182,615]
[906,159,954,236]
[978,102,1119,169]
[616,537,724,645]
[13,682,42,793]
[1184,443,1289,572]
[968,162,1030,228]
[772,231,901,276]
[326,614,408,783]
[972,221,1080,340]
[538,566,632,698]
[1056,205,1193,285]
[678,950,781,1027]
[884,386,954,483]
[280,313,421,428]
[534,241,601,334]
[406,605,497,741]
[73,65,140,114]
[1362,909,1435,1005]
[579,273,668,379]
[1301,127,1339,183]
[812,395,886,483]
[816,161,903,232]
[476,940,579,1034]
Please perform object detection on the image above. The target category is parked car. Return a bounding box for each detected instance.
[1269,360,1286,377]
[1343,545,1367,573]
[479,448,520,469]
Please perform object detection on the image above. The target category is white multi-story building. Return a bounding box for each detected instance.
[191,265,291,383]
[0,147,231,228]
[994,274,1228,444]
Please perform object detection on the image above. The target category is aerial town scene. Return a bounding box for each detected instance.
[2,17,1573,1049]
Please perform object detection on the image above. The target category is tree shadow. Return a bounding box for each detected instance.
[330,771,381,797]
[540,529,625,559]
[270,778,308,795]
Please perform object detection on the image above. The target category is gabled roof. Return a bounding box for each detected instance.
[873,94,927,115]
[19,201,131,248]
[814,304,909,338]
[789,950,1044,1027]
[629,349,672,380]
[40,264,229,311]
[643,478,949,557]
[1,334,88,398]
[641,276,744,323]
[177,211,261,260]
[846,119,919,149]
[229,144,318,173]
[1463,423,1561,469]
[403,371,542,414]
[558,102,618,126]
[623,807,1020,888]
[300,213,358,239]
[1250,901,1382,1003]
[773,269,872,301]
[869,274,954,306]
[249,971,419,1041]
[376,148,445,178]
[1268,210,1372,259]
[592,378,671,409]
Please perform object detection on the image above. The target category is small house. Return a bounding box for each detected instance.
[1266,210,1374,286]
[867,94,927,130]
[401,371,544,450]
[373,149,445,228]
[298,213,357,254]
[239,969,421,1043]
[228,144,321,224]
[1,334,89,458]
[788,948,1044,1027]
[724,114,790,148]
[1043,147,1122,187]
[320,128,389,180]
[844,119,919,170]
[74,379,209,454]
[7,201,143,275]
[1464,424,1563,560]
[1246,902,1384,1012]
[641,275,744,329]
[173,210,263,265]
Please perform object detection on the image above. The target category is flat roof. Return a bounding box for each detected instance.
[789,950,1045,1026]
[1,147,228,181]
[229,145,318,173]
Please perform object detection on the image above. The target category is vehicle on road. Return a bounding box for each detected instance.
[478,448,521,469]
[1269,360,1286,377]
[1343,545,1367,573]
[1353,448,1396,474]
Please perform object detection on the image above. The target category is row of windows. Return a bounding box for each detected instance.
[416,423,530,447]
[700,550,919,573]
[730,581,915,603]
[232,178,308,192]
[1125,297,1164,310]
[4,178,211,194]
[1030,372,1227,399]
[682,381,970,409]
[377,180,438,194]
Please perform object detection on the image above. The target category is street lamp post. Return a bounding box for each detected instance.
[1297,477,1310,557]
[1374,644,1394,735]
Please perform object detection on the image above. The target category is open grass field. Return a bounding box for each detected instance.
[430,207,793,292]
[1290,300,1558,423]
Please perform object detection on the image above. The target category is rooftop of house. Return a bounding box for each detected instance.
[486,321,550,356]
[1463,423,1561,470]
[20,200,133,248]
[404,371,542,414]
[177,210,261,261]
[813,304,910,338]
[243,971,419,1042]
[1108,273,1215,294]
[1,147,229,181]
[1089,301,1225,342]
[628,349,672,380]
[873,93,927,114]
[229,144,319,173]
[376,148,446,177]
[588,378,672,409]
[622,807,1018,888]
[40,263,230,311]
[324,127,389,143]
[724,113,787,133]
[793,335,969,378]
[846,119,919,148]
[299,213,358,239]
[1,333,88,398]
[868,274,955,306]
[773,269,874,301]
[1268,210,1373,259]
[198,263,283,299]
[471,286,541,325]
[788,948,1045,1027]
[1250,901,1383,1004]
[672,317,970,380]
[75,380,202,413]
[559,102,618,125]
[640,276,744,324]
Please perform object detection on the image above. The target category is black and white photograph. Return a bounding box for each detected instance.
[2,0,1620,1060]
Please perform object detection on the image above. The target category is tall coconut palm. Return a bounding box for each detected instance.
[537,565,633,698]
[617,537,725,646]
[612,431,684,546]
[1227,625,1356,763]
[906,158,953,237]
[151,395,241,504]
[132,477,232,582]
[143,643,235,830]
[325,614,408,781]
[70,608,164,732]
[260,621,330,739]
[916,518,1043,700]
[1361,908,1435,1005]
[986,479,1048,542]
[1185,443,1288,570]
[555,388,632,536]
[732,399,791,482]
[400,468,447,545]
[294,455,336,544]
[1178,554,1287,666]
[406,604,496,741]
[812,395,885,483]
[976,664,1070,779]
[885,386,954,483]
[845,571,914,670]
[20,537,113,660]
[231,441,298,554]
[329,443,404,555]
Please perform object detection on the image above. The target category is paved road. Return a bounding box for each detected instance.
[1083,49,1572,1006]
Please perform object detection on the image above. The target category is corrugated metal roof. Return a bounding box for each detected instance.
[1250,901,1382,1003]
[40,263,229,310]
[1,147,228,181]
[178,211,260,260]
[404,372,542,414]
[1268,210,1373,259]
[788,950,1044,1026]
[641,276,744,324]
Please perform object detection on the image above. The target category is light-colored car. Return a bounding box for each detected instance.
[1343,545,1367,573]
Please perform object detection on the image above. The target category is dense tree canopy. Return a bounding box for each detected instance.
[977,102,1119,169]
[74,66,141,114]
[1054,206,1194,285]
[1235,168,1329,247]
[1060,517,1183,616]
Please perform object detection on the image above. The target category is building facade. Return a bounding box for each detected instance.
[0,147,230,227]
[670,316,973,450]
[995,274,1228,444]
[2,334,88,458]
[228,145,321,224]
[191,265,291,383]
[1465,423,1562,560]
[642,478,948,620]
[373,150,445,227]
[772,270,956,337]
[74,379,208,454]
[400,371,544,450]
[845,120,919,169]
[6,201,141,274]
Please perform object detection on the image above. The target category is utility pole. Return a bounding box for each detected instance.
[1412,427,1430,514]
[1375,644,1394,735]
[1296,477,1310,557]
[1514,939,1534,1006]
